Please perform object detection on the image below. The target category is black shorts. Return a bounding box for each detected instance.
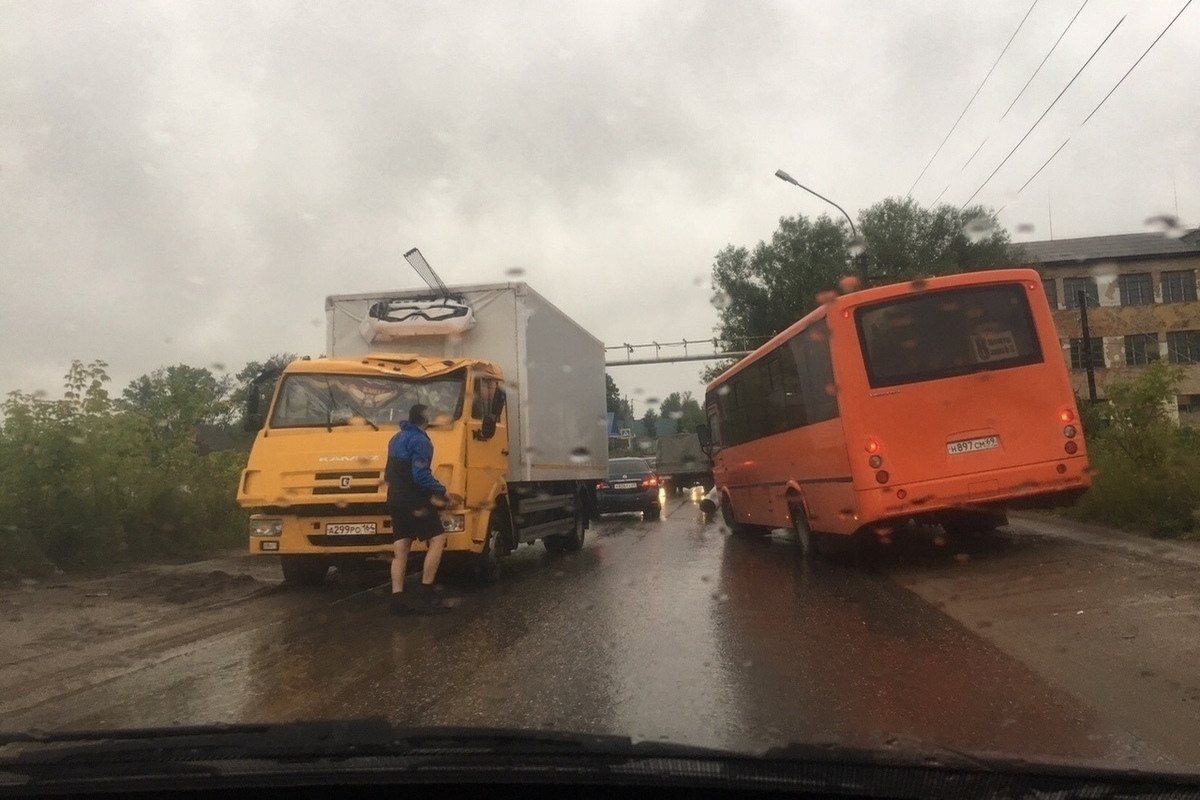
[390,504,444,542]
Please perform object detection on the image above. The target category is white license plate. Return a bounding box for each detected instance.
[612,482,639,490]
[946,436,999,455]
[325,522,377,536]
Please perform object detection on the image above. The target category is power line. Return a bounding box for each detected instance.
[958,15,1125,211]
[1002,0,1091,121]
[1018,137,1071,194]
[905,0,1040,198]
[1082,0,1193,125]
[1013,0,1193,196]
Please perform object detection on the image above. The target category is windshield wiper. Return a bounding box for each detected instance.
[320,378,379,432]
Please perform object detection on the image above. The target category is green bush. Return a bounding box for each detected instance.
[0,360,250,575]
[1065,362,1200,537]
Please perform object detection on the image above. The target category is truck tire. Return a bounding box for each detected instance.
[545,496,586,553]
[280,555,330,586]
[473,508,509,584]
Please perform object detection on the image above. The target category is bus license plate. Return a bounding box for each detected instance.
[613,482,639,490]
[325,522,377,536]
[947,436,999,455]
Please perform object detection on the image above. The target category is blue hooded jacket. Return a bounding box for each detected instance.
[386,420,447,507]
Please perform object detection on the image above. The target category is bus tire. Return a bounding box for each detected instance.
[280,555,330,587]
[722,495,769,536]
[789,502,819,560]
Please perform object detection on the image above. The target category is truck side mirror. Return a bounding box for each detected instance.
[481,414,497,440]
[491,387,506,418]
[695,423,711,448]
[244,411,264,433]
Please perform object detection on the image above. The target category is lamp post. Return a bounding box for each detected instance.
[775,169,868,286]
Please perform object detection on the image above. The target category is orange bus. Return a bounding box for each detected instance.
[698,268,1091,557]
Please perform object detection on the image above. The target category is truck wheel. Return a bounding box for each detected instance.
[546,496,586,553]
[280,555,330,587]
[474,509,509,584]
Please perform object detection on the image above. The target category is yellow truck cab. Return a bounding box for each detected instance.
[238,282,607,585]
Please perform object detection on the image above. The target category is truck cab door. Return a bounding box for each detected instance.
[466,377,509,505]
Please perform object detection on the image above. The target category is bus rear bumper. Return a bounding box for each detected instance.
[859,456,1092,527]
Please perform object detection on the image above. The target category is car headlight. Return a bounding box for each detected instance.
[441,514,466,533]
[250,518,283,536]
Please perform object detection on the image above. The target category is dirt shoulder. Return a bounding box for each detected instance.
[889,515,1200,766]
[0,552,381,724]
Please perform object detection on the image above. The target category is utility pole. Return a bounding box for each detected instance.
[1078,290,1097,402]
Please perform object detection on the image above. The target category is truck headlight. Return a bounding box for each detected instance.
[441,515,466,533]
[250,518,283,536]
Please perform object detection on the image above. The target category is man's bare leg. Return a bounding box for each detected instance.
[422,533,447,585]
[391,538,411,593]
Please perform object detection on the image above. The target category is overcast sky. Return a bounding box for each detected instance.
[2,0,1197,414]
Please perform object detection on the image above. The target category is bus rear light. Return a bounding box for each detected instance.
[1064,425,1076,438]
[868,455,883,468]
[1061,410,1075,423]
[1057,463,1067,474]
[1064,441,1078,454]
[865,440,880,453]
[896,489,908,499]
[875,470,889,484]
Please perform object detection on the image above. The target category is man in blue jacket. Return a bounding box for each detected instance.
[387,404,452,615]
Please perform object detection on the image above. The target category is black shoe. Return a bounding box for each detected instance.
[389,592,414,616]
[417,583,454,614]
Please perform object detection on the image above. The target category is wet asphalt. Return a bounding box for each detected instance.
[9,489,1145,763]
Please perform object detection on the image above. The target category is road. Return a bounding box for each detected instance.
[3,490,1199,769]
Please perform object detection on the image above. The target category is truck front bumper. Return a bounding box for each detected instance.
[248,511,484,556]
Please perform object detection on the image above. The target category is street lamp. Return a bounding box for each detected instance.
[774,169,868,286]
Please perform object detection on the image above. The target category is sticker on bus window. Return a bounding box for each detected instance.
[970,331,1019,362]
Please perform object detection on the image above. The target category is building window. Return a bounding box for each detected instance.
[1069,338,1105,369]
[1162,270,1197,303]
[1117,272,1153,306]
[1124,334,1160,366]
[1042,279,1058,310]
[1166,330,1200,365]
[1063,277,1099,309]
[1179,394,1200,427]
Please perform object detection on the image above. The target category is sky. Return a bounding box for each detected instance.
[2,0,1197,416]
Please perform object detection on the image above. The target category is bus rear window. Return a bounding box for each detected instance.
[855,284,1044,388]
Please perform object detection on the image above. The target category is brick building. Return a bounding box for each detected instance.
[1022,229,1200,425]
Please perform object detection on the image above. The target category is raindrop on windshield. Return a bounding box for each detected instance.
[847,237,866,257]
[637,440,653,452]
[1145,214,1188,239]
[710,291,731,310]
[505,267,526,277]
[668,410,683,420]
[824,383,839,396]
[645,396,660,407]
[692,276,711,290]
[632,387,644,396]
[311,318,322,327]
[910,278,928,292]
[838,275,861,293]
[1015,223,1036,234]
[561,364,573,373]
[717,385,731,396]
[524,446,539,455]
[815,290,838,305]
[210,362,225,372]
[963,214,995,243]
[569,447,591,464]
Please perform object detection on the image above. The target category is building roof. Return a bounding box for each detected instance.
[1019,229,1200,265]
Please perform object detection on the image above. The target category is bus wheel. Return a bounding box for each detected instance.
[722,496,769,536]
[789,502,819,559]
[280,555,330,587]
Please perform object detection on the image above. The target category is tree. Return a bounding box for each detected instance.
[705,197,1022,366]
[121,365,236,440]
[660,391,706,434]
[641,408,658,439]
[605,373,623,413]
[858,197,1021,284]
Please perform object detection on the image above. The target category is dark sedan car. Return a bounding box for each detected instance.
[596,457,661,520]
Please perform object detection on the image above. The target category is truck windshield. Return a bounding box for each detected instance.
[855,284,1044,389]
[269,372,466,429]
